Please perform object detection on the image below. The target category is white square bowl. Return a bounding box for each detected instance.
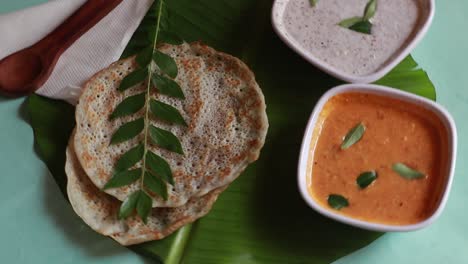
[272,0,435,83]
[297,84,457,232]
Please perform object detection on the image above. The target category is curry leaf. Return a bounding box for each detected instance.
[147,27,157,45]
[120,3,158,58]
[150,99,187,126]
[122,37,150,58]
[159,30,184,45]
[110,118,144,144]
[137,191,153,223]
[152,74,185,99]
[338,17,363,28]
[118,68,148,91]
[154,51,178,78]
[328,194,349,210]
[159,6,170,30]
[106,0,185,223]
[103,168,142,189]
[115,143,145,172]
[146,15,163,45]
[118,191,140,219]
[339,0,376,34]
[136,46,154,67]
[349,20,372,35]
[149,125,184,154]
[363,0,377,20]
[341,123,366,149]
[109,93,146,120]
[356,171,378,189]
[392,163,425,179]
[146,151,174,185]
[124,1,157,41]
[144,171,168,200]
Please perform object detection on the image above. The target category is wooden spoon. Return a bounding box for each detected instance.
[0,0,123,97]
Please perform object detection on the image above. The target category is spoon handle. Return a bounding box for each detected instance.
[38,0,124,59]
[0,0,125,97]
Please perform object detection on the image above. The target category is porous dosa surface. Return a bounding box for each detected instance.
[74,42,268,207]
[66,132,225,245]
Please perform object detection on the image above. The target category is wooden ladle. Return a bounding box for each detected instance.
[0,0,123,97]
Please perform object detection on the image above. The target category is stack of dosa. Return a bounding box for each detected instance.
[65,42,268,245]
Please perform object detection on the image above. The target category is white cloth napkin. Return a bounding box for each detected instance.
[0,0,153,105]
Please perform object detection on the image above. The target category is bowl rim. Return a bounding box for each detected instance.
[271,0,436,84]
[297,84,457,232]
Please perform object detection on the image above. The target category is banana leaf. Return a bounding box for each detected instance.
[27,0,436,263]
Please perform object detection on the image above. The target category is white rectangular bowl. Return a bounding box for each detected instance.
[272,0,435,83]
[297,84,457,232]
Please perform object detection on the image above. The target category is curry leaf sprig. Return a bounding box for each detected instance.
[338,0,377,35]
[103,0,185,223]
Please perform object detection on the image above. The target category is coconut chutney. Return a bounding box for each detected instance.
[283,0,422,76]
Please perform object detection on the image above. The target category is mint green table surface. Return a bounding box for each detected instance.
[0,1,466,263]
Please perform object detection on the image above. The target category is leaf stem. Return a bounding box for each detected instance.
[140,0,165,193]
[165,224,193,264]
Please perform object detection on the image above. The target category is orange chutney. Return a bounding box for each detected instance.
[308,92,448,225]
